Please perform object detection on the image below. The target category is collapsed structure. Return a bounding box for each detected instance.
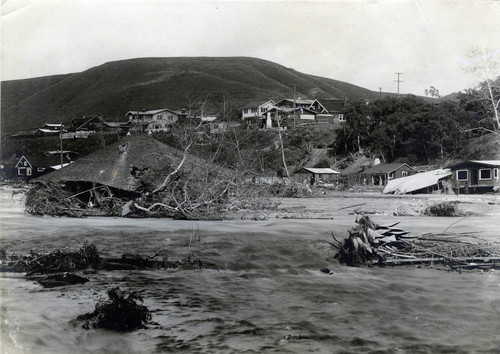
[27,134,236,218]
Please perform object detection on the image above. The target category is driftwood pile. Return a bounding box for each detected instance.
[331,216,500,271]
[0,242,217,277]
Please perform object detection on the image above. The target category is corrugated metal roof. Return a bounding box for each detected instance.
[299,167,340,174]
[383,169,452,194]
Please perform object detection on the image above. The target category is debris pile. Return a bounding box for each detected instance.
[76,287,151,331]
[331,216,500,270]
[0,241,100,275]
[25,182,86,217]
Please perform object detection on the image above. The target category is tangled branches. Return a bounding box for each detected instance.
[76,287,151,331]
[331,216,500,270]
[0,241,100,275]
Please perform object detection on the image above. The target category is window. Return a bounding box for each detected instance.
[456,170,468,181]
[479,169,492,180]
[339,114,345,121]
[402,171,408,177]
[388,172,394,179]
[27,168,32,176]
[494,168,499,179]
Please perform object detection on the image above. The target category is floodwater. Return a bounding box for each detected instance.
[1,189,500,353]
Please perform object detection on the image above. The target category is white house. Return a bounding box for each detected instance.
[125,109,179,133]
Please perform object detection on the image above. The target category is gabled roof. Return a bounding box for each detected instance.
[72,115,103,130]
[125,108,178,116]
[241,100,275,109]
[362,163,413,174]
[16,155,70,168]
[320,99,346,113]
[277,98,315,105]
[383,169,452,194]
[297,167,340,174]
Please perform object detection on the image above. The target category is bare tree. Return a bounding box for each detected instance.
[464,47,500,137]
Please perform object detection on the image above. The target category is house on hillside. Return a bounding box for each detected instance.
[449,160,500,194]
[15,155,72,180]
[35,124,67,136]
[71,115,103,132]
[319,98,347,124]
[261,106,321,129]
[294,167,340,185]
[362,163,414,186]
[125,109,180,133]
[241,100,275,129]
[255,98,346,129]
[275,98,329,114]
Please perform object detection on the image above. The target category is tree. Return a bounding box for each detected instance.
[463,47,500,137]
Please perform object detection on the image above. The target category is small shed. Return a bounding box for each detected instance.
[449,160,500,194]
[362,163,414,186]
[294,167,340,185]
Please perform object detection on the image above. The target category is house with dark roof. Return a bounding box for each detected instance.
[318,98,347,124]
[34,134,235,209]
[71,115,104,132]
[449,160,500,194]
[14,155,72,180]
[362,163,414,186]
[275,98,328,114]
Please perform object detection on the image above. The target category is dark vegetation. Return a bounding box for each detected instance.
[76,287,151,331]
[332,93,500,165]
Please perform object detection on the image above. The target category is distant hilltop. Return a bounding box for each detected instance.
[1,56,385,133]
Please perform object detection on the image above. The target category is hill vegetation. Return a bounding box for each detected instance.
[1,57,379,133]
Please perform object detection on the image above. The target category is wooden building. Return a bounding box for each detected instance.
[449,160,500,194]
[362,163,414,186]
[294,167,340,185]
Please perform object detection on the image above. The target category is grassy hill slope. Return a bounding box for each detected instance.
[1,57,379,133]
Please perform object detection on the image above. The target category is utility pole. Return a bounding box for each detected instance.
[394,72,404,96]
[60,123,64,168]
[293,84,297,128]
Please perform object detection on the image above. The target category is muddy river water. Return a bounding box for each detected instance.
[1,189,500,353]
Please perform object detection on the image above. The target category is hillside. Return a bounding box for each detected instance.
[1,57,379,133]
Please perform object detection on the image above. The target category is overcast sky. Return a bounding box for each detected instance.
[2,0,499,96]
